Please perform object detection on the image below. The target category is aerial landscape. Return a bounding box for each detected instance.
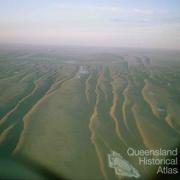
[0,0,180,179]
[0,45,179,179]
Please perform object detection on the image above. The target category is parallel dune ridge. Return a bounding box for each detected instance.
[0,46,180,179]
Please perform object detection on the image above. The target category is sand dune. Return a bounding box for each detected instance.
[13,68,78,154]
[0,123,15,144]
[109,77,127,146]
[88,69,108,180]
[122,83,131,132]
[1,46,180,180]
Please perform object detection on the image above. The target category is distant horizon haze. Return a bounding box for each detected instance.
[0,0,180,50]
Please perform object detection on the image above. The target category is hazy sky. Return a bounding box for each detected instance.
[0,0,180,49]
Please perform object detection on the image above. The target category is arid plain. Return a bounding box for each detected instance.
[0,45,180,179]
